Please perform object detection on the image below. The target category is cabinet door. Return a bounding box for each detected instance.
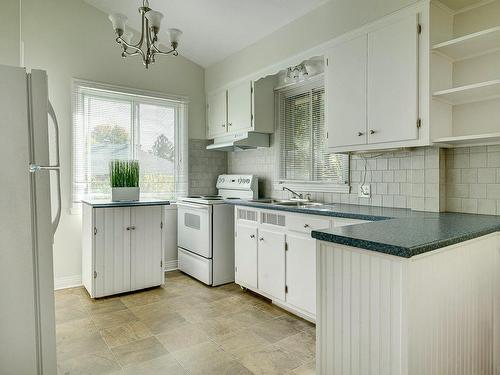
[227,81,252,132]
[207,90,227,138]
[326,34,367,148]
[130,206,164,290]
[258,229,286,301]
[235,224,258,288]
[94,207,131,297]
[286,234,316,315]
[367,14,419,144]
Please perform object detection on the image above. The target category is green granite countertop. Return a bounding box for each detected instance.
[227,200,500,258]
[81,199,170,208]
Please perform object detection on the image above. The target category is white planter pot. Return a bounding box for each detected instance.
[111,187,140,202]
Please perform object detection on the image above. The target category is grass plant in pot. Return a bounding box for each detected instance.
[110,160,140,202]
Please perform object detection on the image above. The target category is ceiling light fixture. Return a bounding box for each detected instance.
[108,0,182,69]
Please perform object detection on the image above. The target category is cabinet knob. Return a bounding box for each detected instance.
[221,124,226,128]
[369,129,376,135]
[228,123,232,127]
[304,224,310,228]
[126,226,136,231]
[259,237,264,242]
[357,132,364,137]
[250,234,255,239]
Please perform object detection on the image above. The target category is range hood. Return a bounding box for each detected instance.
[206,132,270,152]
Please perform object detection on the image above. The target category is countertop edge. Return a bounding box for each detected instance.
[81,200,171,208]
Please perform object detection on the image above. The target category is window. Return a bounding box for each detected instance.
[72,80,188,208]
[278,80,349,187]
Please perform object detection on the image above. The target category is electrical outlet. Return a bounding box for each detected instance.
[358,184,371,198]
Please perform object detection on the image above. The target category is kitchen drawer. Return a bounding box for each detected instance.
[287,214,331,234]
[178,248,212,285]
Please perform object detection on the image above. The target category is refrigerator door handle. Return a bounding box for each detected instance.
[48,101,60,168]
[48,101,62,234]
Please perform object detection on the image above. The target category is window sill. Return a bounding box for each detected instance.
[273,181,351,194]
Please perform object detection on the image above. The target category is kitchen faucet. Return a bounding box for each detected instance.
[283,186,304,200]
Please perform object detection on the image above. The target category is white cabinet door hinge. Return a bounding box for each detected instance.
[93,271,97,278]
[160,221,163,229]
[285,285,288,294]
[285,242,288,251]
[93,227,97,235]
[417,118,422,128]
[418,24,422,34]
[235,266,238,273]
[326,58,329,66]
[160,260,163,268]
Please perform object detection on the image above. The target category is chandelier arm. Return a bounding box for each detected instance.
[116,37,146,59]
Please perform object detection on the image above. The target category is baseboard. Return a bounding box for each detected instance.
[54,275,82,290]
[164,260,178,272]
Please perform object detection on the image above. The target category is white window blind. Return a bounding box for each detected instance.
[72,80,188,207]
[279,82,349,184]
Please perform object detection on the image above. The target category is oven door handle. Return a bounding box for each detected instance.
[176,201,211,211]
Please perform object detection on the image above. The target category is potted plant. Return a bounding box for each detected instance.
[110,160,140,201]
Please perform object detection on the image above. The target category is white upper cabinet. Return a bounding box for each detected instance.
[227,81,252,132]
[326,8,424,152]
[206,75,275,139]
[207,89,227,138]
[367,14,419,144]
[326,34,368,148]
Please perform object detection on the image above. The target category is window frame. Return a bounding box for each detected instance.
[71,79,189,213]
[274,76,350,194]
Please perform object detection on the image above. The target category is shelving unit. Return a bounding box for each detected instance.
[430,0,500,147]
[433,132,500,147]
[432,26,500,61]
[433,79,500,105]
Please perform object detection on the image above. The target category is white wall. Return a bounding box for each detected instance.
[0,0,20,66]
[20,0,205,287]
[205,0,417,92]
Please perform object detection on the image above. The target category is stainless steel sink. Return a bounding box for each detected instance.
[249,199,324,208]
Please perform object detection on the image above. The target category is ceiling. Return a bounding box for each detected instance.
[438,0,483,11]
[85,0,327,67]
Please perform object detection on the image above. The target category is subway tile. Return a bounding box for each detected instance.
[425,183,439,198]
[469,153,487,168]
[452,153,470,168]
[487,184,500,199]
[487,152,500,167]
[470,146,487,153]
[387,183,400,195]
[411,155,425,170]
[394,170,407,182]
[376,183,388,195]
[447,184,469,198]
[382,195,394,207]
[461,199,478,214]
[412,183,425,198]
[410,170,424,183]
[376,159,388,170]
[478,168,496,184]
[446,169,461,184]
[470,184,487,199]
[424,197,440,212]
[393,195,407,208]
[478,200,497,215]
[382,170,394,183]
[446,198,462,212]
[388,158,400,170]
[461,169,478,184]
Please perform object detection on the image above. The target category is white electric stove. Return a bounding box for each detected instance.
[177,175,258,286]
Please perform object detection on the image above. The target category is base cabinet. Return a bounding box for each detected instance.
[286,234,316,316]
[258,229,286,301]
[82,203,165,298]
[235,224,258,288]
[234,206,368,321]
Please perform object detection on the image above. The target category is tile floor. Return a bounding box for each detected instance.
[55,270,316,374]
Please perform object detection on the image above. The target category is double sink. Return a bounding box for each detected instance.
[249,199,324,209]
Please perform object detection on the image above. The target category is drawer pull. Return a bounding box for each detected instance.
[126,226,136,231]
[250,234,255,239]
[259,237,264,241]
[304,224,310,228]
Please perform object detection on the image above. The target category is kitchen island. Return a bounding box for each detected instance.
[229,200,500,375]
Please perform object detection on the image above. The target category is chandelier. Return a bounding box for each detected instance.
[108,0,182,69]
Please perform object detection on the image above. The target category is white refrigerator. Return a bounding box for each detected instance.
[0,65,61,374]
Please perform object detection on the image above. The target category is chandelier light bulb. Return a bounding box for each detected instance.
[108,13,128,34]
[145,10,164,30]
[122,31,133,44]
[168,28,182,44]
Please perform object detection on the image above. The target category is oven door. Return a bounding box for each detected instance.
[177,202,212,258]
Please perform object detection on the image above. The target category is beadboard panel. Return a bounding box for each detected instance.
[94,207,131,297]
[317,233,500,375]
[317,244,407,375]
[407,234,499,375]
[130,206,164,290]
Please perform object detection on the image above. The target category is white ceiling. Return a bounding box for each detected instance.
[85,0,327,67]
[438,0,483,11]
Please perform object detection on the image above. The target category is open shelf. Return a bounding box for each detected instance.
[433,79,500,105]
[433,132,500,146]
[432,26,500,61]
